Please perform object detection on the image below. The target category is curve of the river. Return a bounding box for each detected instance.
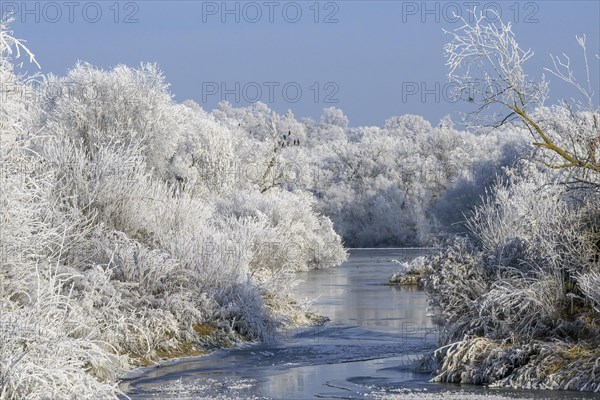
[121,249,600,400]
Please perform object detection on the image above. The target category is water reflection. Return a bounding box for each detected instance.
[293,248,435,335]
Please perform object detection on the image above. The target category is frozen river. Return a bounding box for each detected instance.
[122,249,600,400]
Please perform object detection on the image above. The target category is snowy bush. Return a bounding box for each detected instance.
[0,270,126,400]
[165,103,238,196]
[213,188,347,273]
[388,256,429,286]
[38,62,178,179]
[427,11,600,388]
[425,135,600,390]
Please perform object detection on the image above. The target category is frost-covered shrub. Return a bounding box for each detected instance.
[433,338,600,391]
[166,103,238,196]
[426,237,490,341]
[388,256,429,286]
[213,189,347,273]
[1,20,125,399]
[38,62,178,178]
[578,271,600,313]
[427,158,600,390]
[0,270,126,400]
[32,58,348,346]
[0,49,126,393]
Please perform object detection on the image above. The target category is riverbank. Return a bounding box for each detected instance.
[123,249,600,399]
[425,235,600,393]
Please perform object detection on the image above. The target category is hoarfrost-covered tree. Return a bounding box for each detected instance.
[426,10,600,392]
[38,62,179,178]
[209,100,524,247]
[445,10,599,180]
[167,102,237,195]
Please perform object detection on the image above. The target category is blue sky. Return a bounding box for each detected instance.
[5,0,600,127]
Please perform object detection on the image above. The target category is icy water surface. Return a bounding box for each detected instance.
[122,249,600,400]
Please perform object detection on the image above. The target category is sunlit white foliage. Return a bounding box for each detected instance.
[427,12,600,391]
[0,20,350,399]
